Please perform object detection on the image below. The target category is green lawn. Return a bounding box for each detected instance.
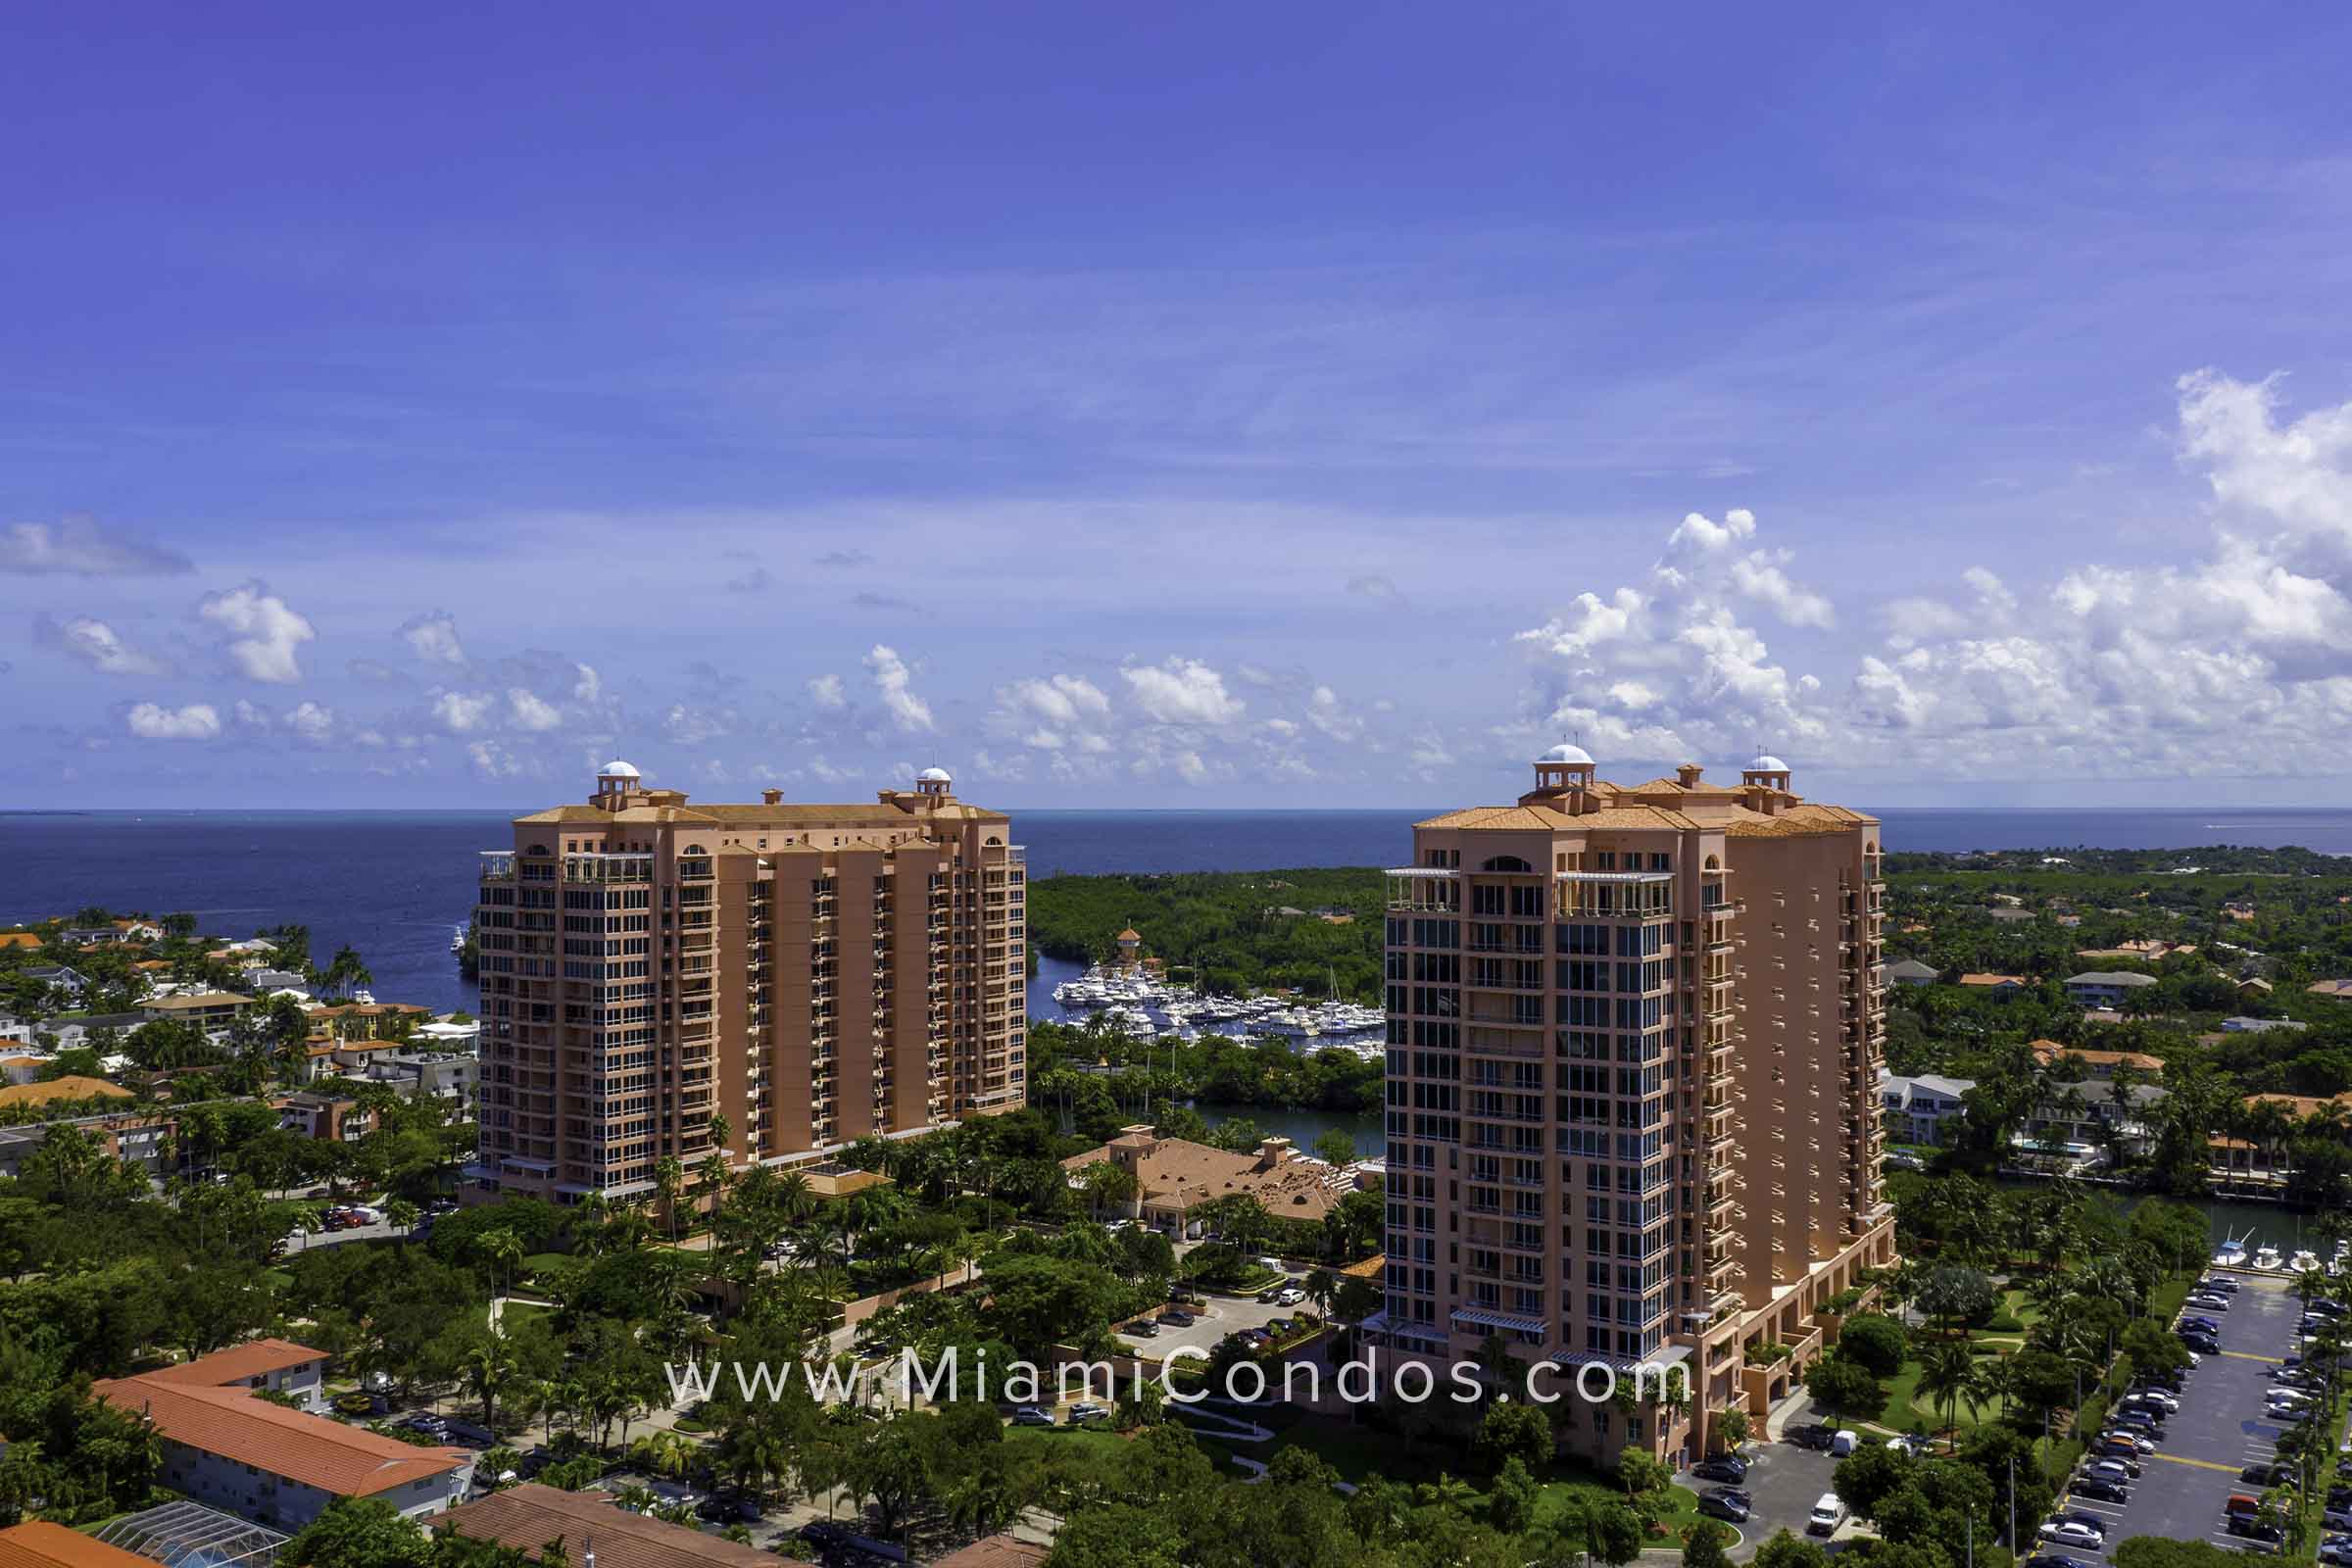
[1004,1427,1133,1465]
[1882,1346,2004,1437]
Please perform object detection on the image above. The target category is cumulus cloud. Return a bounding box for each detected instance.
[2,516,193,576]
[725,566,774,594]
[1001,674,1110,727]
[287,701,334,742]
[400,611,467,666]
[806,673,847,710]
[125,702,220,740]
[572,663,603,704]
[507,688,564,731]
[864,645,933,732]
[1305,684,1362,741]
[432,691,497,733]
[199,582,316,684]
[1122,658,1245,725]
[35,614,164,675]
[1836,371,2352,778]
[1514,508,1831,762]
[467,739,523,779]
[664,704,733,745]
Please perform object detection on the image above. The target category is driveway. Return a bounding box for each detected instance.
[1679,1437,1845,1558]
[2049,1273,2309,1558]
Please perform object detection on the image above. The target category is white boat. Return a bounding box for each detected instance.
[2289,1250,2322,1274]
[2253,1245,2283,1271]
[2212,1232,2249,1268]
[450,922,468,955]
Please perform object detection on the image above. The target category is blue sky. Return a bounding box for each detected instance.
[8,3,2352,808]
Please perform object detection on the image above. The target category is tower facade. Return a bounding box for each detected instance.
[469,764,1025,1204]
[1371,748,1892,1466]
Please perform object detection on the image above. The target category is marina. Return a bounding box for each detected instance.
[1034,956,1387,1058]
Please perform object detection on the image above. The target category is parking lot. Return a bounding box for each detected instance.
[2047,1273,2320,1559]
[1113,1270,1314,1368]
[1676,1436,1848,1552]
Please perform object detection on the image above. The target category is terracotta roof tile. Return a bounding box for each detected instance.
[0,1077,131,1108]
[439,1485,777,1568]
[0,1522,157,1568]
[92,1376,466,1498]
[932,1536,1050,1568]
[146,1339,328,1386]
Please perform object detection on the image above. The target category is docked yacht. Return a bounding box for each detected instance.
[2289,1250,2323,1275]
[2213,1233,2249,1268]
[2253,1244,2283,1271]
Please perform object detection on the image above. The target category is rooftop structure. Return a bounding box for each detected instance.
[0,1075,131,1109]
[90,1501,287,1568]
[1061,1124,1351,1228]
[472,764,1025,1206]
[0,1522,167,1568]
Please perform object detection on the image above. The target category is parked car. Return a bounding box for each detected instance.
[2324,1503,2352,1531]
[2039,1521,2104,1550]
[2182,1334,2221,1355]
[1258,1288,1283,1303]
[2085,1457,2140,1482]
[1698,1493,1750,1523]
[1158,1310,1196,1326]
[2073,1477,2128,1504]
[1010,1406,1054,1427]
[2129,1388,2180,1412]
[440,1419,495,1447]
[1830,1429,1860,1457]
[1275,1287,1305,1306]
[1124,1319,1160,1338]
[1807,1494,1847,1536]
[2244,1462,2295,1486]
[2100,1432,2156,1455]
[1786,1423,1836,1450]
[1068,1402,1111,1426]
[2026,1556,2098,1568]
[1691,1456,1747,1484]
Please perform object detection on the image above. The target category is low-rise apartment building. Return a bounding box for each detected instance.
[95,1348,470,1530]
[1061,1125,1355,1234]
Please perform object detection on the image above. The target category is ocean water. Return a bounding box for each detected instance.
[5,805,2348,1015]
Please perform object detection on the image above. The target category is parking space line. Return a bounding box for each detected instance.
[2149,1453,2242,1473]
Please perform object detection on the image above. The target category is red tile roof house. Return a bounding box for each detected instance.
[94,1344,472,1531]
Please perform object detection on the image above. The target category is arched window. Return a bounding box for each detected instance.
[1480,855,1535,873]
[1703,855,1723,871]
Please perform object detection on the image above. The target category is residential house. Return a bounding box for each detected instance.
[1884,957,1938,988]
[436,1485,780,1568]
[334,1050,477,1109]
[1880,1073,1975,1146]
[1061,1124,1351,1235]
[36,1012,147,1051]
[58,927,130,947]
[2064,971,2160,1007]
[2019,1079,2168,1162]
[1957,973,2031,999]
[22,965,89,1001]
[0,932,41,953]
[272,1091,376,1144]
[94,1351,470,1529]
[932,1537,1052,1568]
[0,1051,47,1084]
[2307,980,2352,1003]
[2028,1041,2164,1079]
[246,969,312,997]
[2220,1015,2305,1034]
[1984,906,2034,924]
[2077,940,2192,963]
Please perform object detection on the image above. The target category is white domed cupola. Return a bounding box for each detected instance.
[915,764,954,801]
[1532,741,1597,795]
[594,759,643,805]
[1741,753,1792,791]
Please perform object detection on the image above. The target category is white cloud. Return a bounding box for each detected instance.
[1,516,192,576]
[571,662,603,704]
[1122,657,1244,725]
[807,673,847,710]
[467,739,523,779]
[1305,684,1361,741]
[864,645,933,732]
[232,700,271,729]
[400,611,467,666]
[432,691,497,733]
[199,582,316,684]
[125,702,220,740]
[36,614,164,675]
[664,704,733,745]
[287,701,335,742]
[1001,673,1110,726]
[1515,508,1831,763]
[508,688,564,731]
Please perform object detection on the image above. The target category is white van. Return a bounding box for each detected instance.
[1830,1429,1859,1456]
[1808,1494,1848,1536]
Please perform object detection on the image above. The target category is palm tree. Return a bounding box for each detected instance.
[653,1155,687,1244]
[465,1340,520,1434]
[480,1226,525,1300]
[1917,1341,1978,1447]
[385,1198,419,1237]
